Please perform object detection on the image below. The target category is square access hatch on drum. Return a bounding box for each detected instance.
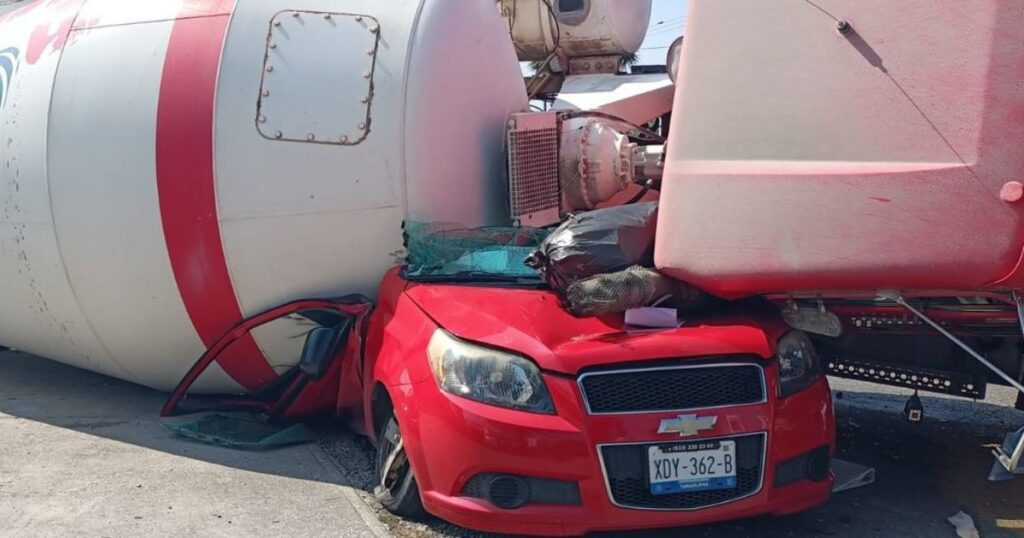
[257,10,379,145]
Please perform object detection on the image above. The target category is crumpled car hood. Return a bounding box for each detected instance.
[404,282,778,376]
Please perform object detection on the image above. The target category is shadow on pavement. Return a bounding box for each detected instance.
[0,350,341,484]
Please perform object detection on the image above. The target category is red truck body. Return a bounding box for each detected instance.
[656,0,1024,297]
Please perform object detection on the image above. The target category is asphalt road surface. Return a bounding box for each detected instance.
[0,350,389,538]
[1,349,1022,537]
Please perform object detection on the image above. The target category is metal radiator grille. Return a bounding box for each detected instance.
[579,364,766,414]
[507,112,560,226]
[600,434,765,510]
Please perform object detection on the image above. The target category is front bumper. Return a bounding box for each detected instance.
[390,362,835,536]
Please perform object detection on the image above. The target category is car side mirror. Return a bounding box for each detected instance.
[299,323,348,380]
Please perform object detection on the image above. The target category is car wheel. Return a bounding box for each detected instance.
[374,412,426,518]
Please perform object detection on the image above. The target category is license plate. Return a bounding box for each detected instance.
[647,440,737,495]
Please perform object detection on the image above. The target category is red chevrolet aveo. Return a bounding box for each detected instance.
[344,268,836,536]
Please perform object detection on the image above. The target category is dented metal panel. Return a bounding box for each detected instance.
[0,0,120,377]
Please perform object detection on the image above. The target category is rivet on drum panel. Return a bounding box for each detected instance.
[360,96,369,103]
[275,131,283,139]
[262,90,270,97]
[258,115,267,123]
[266,65,274,72]
[363,71,372,79]
[307,133,316,141]
[340,135,349,143]
[273,20,281,27]
[837,20,852,35]
[358,122,366,130]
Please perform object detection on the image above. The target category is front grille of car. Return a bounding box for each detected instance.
[579,363,766,414]
[599,433,765,510]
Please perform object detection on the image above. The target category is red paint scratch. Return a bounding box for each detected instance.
[869,196,891,203]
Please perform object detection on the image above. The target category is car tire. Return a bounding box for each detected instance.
[374,412,426,518]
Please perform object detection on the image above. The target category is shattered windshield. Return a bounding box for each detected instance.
[402,221,549,284]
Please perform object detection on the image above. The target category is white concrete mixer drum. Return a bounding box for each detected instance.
[0,0,526,392]
[500,0,652,61]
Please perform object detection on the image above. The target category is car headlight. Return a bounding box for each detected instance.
[427,329,555,414]
[777,331,823,398]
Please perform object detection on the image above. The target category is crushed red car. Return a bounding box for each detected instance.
[164,262,835,536]
[351,269,835,536]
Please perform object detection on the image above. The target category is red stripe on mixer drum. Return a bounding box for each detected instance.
[156,4,278,392]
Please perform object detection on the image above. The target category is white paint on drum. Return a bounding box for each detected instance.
[0,2,117,378]
[402,0,529,225]
[48,20,235,391]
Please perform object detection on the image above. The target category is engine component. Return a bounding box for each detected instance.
[506,111,664,221]
[496,0,651,63]
[507,112,561,226]
[560,117,636,211]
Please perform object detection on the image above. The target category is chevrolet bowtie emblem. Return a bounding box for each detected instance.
[657,414,718,437]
